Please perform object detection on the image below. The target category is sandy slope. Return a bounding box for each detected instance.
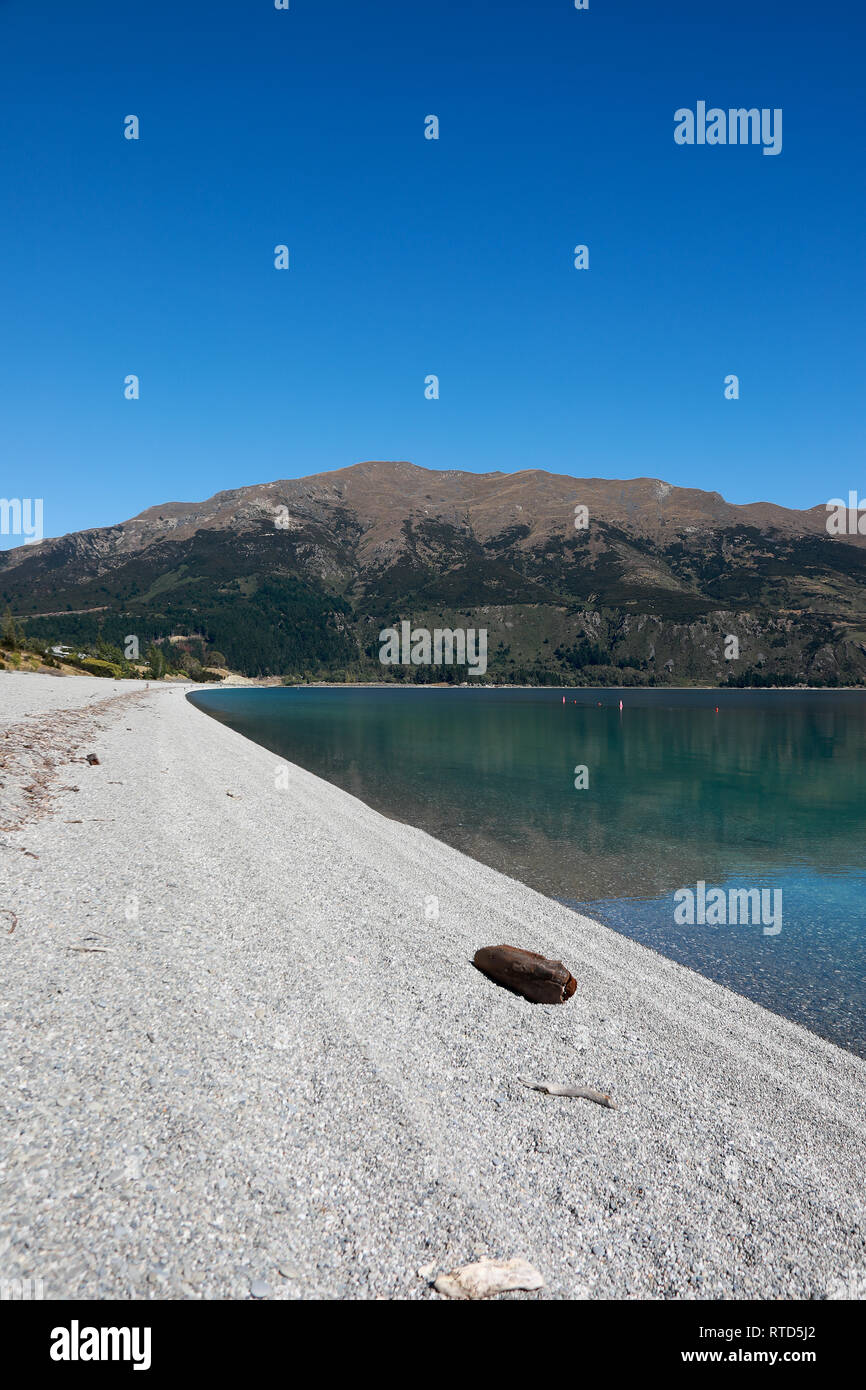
[1,673,864,1300]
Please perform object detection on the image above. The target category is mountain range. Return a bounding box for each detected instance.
[4,461,866,685]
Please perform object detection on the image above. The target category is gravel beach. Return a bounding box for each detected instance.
[1,673,865,1300]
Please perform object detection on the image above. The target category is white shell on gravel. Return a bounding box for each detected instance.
[434,1257,544,1300]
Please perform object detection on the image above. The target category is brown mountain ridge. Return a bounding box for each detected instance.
[3,462,866,685]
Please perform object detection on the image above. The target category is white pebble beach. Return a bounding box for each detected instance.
[1,673,864,1300]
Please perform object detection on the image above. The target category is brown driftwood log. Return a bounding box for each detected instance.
[518,1076,617,1109]
[473,944,576,1004]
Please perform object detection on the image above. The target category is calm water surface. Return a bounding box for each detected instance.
[189,687,866,1056]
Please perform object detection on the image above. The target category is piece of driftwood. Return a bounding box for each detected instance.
[434,1257,545,1300]
[473,944,576,1004]
[518,1076,617,1109]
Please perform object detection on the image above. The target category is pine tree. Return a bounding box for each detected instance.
[1,606,18,650]
[145,643,166,679]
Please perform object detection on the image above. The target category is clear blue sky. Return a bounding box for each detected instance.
[1,0,863,546]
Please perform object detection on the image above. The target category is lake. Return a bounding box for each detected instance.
[189,686,866,1056]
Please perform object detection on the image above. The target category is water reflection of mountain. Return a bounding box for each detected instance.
[208,690,864,904]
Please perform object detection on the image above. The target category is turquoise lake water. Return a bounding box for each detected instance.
[189,687,866,1056]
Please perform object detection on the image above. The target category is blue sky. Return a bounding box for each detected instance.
[1,0,863,545]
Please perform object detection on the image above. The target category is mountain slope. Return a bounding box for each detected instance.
[4,462,866,685]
